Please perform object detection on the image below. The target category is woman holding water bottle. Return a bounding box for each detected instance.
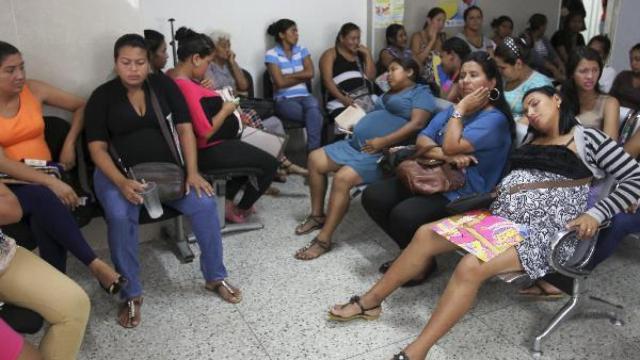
[85,34,242,329]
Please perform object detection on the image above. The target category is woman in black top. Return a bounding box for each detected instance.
[319,23,376,118]
[551,12,586,65]
[85,34,241,329]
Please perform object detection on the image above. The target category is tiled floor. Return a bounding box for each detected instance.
[28,176,640,359]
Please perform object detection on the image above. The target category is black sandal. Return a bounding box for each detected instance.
[328,295,381,322]
[392,351,410,360]
[294,237,332,260]
[295,215,325,235]
[100,275,127,295]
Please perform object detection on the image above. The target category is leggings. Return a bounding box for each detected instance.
[198,140,279,210]
[0,247,90,360]
[590,211,640,268]
[9,184,96,271]
[361,177,450,249]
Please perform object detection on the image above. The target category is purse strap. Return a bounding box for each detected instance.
[506,177,592,195]
[147,80,184,166]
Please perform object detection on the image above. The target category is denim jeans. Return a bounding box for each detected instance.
[590,210,640,268]
[93,169,228,299]
[274,95,323,150]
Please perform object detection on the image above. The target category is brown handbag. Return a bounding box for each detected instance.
[396,158,466,195]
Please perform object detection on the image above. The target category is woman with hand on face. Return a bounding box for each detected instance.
[410,7,447,68]
[331,85,640,360]
[294,58,435,261]
[455,6,496,56]
[0,41,123,292]
[86,34,242,328]
[362,52,514,279]
[319,22,376,119]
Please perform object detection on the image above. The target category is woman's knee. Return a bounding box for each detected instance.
[332,168,359,191]
[50,280,91,327]
[453,254,485,283]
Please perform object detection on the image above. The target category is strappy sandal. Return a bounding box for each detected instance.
[100,275,127,295]
[294,237,332,260]
[206,280,242,304]
[391,351,411,360]
[328,295,381,322]
[295,215,325,235]
[118,297,142,329]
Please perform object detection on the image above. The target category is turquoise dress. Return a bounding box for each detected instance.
[324,84,435,183]
[504,70,552,144]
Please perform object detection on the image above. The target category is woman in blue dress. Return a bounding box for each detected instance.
[294,58,436,260]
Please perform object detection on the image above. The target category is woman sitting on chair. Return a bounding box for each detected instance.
[293,58,436,260]
[329,85,640,360]
[170,27,280,223]
[85,34,242,328]
[0,41,123,292]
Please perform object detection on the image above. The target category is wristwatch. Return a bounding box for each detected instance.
[451,108,464,119]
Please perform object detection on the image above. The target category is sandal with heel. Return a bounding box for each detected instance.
[100,275,127,295]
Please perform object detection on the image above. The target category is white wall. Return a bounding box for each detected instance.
[608,0,640,72]
[0,0,367,102]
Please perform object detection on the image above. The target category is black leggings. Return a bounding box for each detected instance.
[198,140,279,210]
[361,177,450,249]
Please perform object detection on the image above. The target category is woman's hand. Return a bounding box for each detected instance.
[566,213,600,240]
[59,142,77,171]
[228,50,237,64]
[116,178,146,205]
[47,178,80,208]
[361,137,386,154]
[185,173,214,198]
[357,44,370,55]
[457,87,490,115]
[340,95,354,107]
[222,101,238,115]
[446,154,478,169]
[200,78,214,89]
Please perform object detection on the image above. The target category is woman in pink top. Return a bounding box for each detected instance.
[169,28,279,223]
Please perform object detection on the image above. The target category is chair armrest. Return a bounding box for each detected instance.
[548,222,609,278]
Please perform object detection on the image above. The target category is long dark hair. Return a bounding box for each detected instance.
[143,29,165,54]
[494,36,531,66]
[267,19,296,44]
[523,85,578,140]
[561,47,603,115]
[0,41,20,65]
[385,24,405,47]
[461,52,515,142]
[423,7,446,29]
[174,27,214,62]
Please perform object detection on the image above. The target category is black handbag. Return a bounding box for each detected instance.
[109,82,185,202]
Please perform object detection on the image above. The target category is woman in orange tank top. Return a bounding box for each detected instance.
[0,41,124,299]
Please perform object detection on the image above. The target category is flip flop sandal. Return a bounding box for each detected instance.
[392,351,411,360]
[295,215,325,235]
[518,284,566,301]
[328,295,381,322]
[207,280,242,304]
[294,238,332,260]
[118,297,142,329]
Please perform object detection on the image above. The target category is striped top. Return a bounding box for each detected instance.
[575,126,640,223]
[326,50,372,112]
[264,44,311,100]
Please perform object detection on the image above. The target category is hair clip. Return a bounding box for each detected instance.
[504,37,521,58]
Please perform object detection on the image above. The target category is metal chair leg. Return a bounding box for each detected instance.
[162,216,194,263]
[586,295,624,326]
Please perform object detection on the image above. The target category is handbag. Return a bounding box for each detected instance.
[378,146,416,175]
[109,81,185,202]
[396,158,466,195]
[349,54,376,112]
[240,127,288,159]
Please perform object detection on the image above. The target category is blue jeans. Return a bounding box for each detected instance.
[275,95,323,150]
[590,210,640,268]
[93,169,228,299]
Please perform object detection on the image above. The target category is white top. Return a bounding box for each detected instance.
[599,65,616,93]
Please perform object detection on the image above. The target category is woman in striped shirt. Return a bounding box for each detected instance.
[328,86,640,360]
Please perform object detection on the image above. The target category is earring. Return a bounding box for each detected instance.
[488,88,500,101]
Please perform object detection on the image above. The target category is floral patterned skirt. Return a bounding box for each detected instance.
[490,169,589,279]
